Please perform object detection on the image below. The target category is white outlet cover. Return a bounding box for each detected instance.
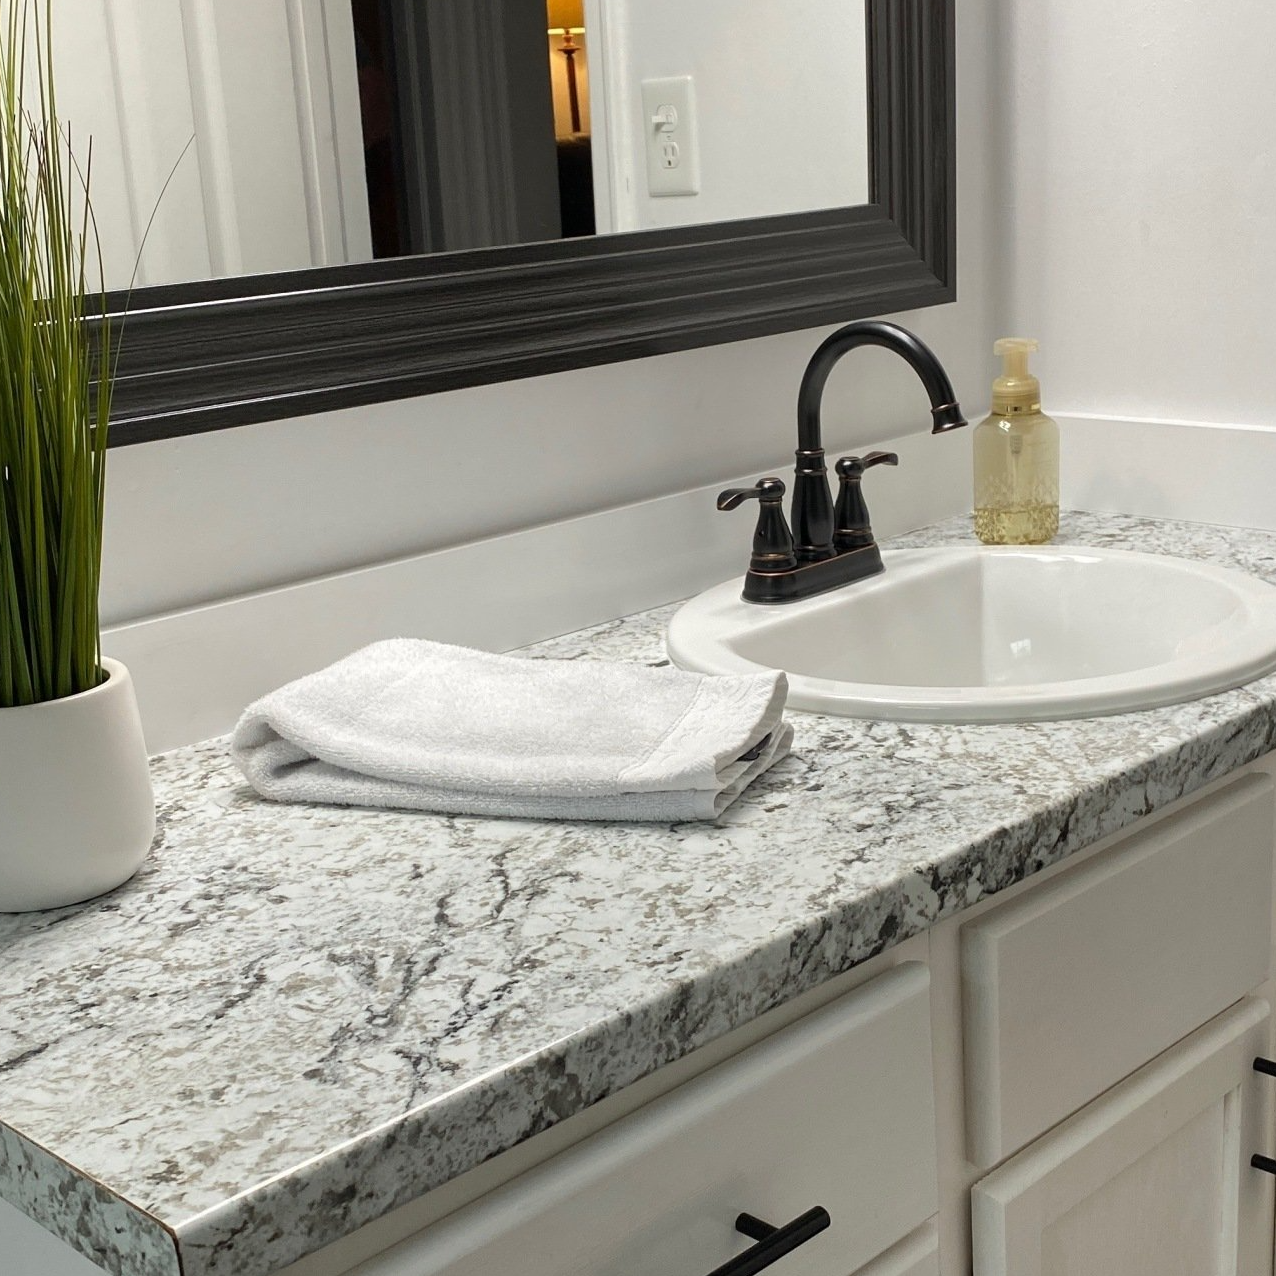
[640,76,700,197]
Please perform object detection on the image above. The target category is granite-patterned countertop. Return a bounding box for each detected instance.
[5,511,1276,1276]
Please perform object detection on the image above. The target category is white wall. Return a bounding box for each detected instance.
[998,0,1276,428]
[590,0,869,232]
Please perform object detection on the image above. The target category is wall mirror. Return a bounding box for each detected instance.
[70,0,953,445]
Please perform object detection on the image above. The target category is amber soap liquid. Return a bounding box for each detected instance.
[972,411,1060,546]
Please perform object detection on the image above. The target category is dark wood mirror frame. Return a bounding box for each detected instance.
[99,0,954,447]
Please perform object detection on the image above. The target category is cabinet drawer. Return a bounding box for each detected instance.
[357,964,936,1276]
[962,773,1274,1168]
[855,1220,939,1276]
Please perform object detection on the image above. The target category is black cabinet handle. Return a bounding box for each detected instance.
[703,1206,831,1276]
[1251,1060,1276,1173]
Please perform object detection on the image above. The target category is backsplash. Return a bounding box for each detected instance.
[103,426,970,754]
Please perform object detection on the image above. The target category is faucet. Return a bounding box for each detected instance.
[718,320,967,604]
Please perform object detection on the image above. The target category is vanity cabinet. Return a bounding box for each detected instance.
[282,763,1276,1276]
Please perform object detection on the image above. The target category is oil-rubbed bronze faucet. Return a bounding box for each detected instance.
[718,320,967,604]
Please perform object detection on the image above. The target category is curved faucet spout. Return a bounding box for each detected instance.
[789,320,966,562]
[718,320,967,598]
[797,320,966,452]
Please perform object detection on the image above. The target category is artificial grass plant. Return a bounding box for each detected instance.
[0,0,111,707]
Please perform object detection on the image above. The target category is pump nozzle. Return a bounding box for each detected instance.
[991,337,1041,413]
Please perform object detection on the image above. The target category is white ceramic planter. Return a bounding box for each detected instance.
[0,658,155,912]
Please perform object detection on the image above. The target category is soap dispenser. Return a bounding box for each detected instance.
[973,338,1059,545]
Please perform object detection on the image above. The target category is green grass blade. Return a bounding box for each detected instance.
[0,0,108,707]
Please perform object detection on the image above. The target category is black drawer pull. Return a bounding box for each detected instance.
[1251,1061,1276,1174]
[704,1206,831,1276]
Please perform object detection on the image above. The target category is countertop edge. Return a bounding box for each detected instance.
[0,1121,179,1276]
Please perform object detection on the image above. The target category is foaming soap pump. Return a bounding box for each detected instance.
[973,338,1059,544]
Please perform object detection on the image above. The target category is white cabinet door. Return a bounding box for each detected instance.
[972,998,1275,1276]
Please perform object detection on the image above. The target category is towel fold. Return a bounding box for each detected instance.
[230,639,791,821]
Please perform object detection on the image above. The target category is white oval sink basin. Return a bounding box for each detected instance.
[667,546,1276,722]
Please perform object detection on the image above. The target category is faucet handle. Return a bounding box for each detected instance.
[835,451,899,480]
[717,478,797,573]
[833,452,898,551]
[717,476,786,510]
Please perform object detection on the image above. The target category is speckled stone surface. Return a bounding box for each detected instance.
[5,510,1276,1276]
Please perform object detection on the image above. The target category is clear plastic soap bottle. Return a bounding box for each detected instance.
[973,338,1059,545]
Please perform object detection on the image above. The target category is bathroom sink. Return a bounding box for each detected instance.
[667,546,1276,722]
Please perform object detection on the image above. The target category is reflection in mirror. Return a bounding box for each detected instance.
[46,0,868,291]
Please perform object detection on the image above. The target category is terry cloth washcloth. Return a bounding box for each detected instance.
[230,639,792,821]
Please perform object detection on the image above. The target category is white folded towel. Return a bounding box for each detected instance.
[230,639,791,821]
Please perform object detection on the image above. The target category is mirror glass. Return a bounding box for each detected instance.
[45,1,869,291]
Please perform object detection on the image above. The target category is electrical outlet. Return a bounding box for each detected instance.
[641,76,699,197]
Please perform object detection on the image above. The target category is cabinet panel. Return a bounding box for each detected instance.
[353,964,936,1276]
[972,998,1275,1276]
[963,774,1274,1166]
[855,1219,939,1276]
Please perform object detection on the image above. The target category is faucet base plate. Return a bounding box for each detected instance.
[741,543,884,604]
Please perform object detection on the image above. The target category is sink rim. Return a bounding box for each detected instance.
[666,544,1276,723]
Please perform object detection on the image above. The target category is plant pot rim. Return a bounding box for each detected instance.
[0,657,129,714]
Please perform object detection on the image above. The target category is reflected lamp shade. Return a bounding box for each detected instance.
[547,0,585,31]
